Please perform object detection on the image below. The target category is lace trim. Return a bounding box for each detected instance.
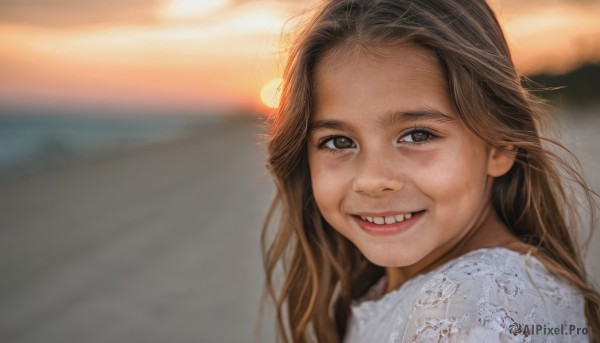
[350,247,547,319]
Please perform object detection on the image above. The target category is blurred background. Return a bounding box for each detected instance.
[0,0,599,342]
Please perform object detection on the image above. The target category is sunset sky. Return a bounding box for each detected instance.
[1,0,599,115]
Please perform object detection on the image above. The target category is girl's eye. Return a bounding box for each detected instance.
[399,129,435,145]
[317,136,356,152]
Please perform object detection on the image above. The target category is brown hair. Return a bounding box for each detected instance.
[261,0,600,342]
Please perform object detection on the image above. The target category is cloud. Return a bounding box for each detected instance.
[0,0,165,27]
[0,0,314,28]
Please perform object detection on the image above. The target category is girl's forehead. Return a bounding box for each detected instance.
[313,44,448,103]
[317,42,437,70]
[309,42,460,130]
[314,43,444,89]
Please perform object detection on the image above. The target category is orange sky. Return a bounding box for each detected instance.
[0,0,599,115]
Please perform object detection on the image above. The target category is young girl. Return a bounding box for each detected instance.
[261,0,600,342]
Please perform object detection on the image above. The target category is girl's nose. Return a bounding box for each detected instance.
[351,151,404,197]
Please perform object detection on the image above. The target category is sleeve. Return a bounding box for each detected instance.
[397,268,530,343]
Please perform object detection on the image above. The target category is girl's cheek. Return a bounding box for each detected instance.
[407,149,465,189]
[400,146,442,166]
[311,159,353,195]
[415,148,487,194]
[314,164,349,188]
[400,149,444,181]
[310,153,352,175]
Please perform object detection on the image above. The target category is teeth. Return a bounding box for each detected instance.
[360,216,374,223]
[359,211,420,225]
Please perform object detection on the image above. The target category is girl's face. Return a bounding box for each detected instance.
[307,44,513,270]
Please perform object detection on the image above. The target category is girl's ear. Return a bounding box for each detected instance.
[487,145,517,177]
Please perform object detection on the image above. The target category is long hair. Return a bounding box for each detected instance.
[261,0,600,342]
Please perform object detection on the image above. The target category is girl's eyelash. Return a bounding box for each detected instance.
[315,126,438,154]
[400,126,437,145]
[316,135,351,154]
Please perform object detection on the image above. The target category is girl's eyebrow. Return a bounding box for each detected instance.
[308,109,454,135]
[379,109,454,127]
[308,118,354,135]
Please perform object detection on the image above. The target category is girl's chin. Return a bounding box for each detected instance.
[360,249,425,268]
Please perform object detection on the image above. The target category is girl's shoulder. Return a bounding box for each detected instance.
[402,247,588,341]
[435,246,579,296]
[355,247,584,308]
[346,247,589,343]
[430,247,585,311]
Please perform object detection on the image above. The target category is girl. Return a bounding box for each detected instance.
[261,0,600,342]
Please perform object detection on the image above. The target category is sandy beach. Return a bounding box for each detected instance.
[0,115,276,343]
[0,112,598,343]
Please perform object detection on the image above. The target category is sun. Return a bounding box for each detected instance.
[260,78,283,109]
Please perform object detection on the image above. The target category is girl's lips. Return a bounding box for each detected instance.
[352,210,425,236]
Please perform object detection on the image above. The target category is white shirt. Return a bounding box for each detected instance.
[344,247,589,343]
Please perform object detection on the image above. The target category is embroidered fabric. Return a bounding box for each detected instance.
[344,247,589,343]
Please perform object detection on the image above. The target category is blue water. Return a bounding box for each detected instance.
[0,115,205,170]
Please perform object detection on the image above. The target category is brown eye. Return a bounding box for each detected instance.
[399,130,434,145]
[320,136,356,151]
[332,137,354,148]
[411,132,430,142]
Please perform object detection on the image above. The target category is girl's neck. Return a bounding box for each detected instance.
[384,205,531,294]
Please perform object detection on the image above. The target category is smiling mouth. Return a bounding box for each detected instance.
[354,210,426,225]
